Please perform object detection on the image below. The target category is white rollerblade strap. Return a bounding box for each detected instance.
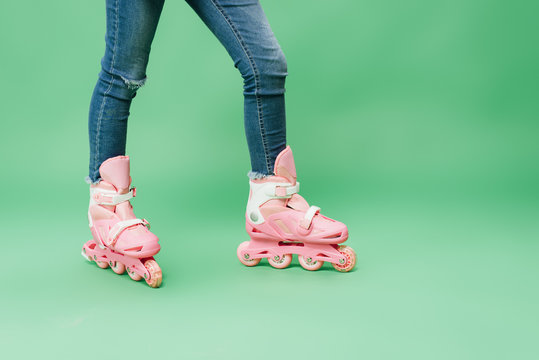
[247,181,300,224]
[91,187,136,206]
[105,218,146,247]
[265,182,300,198]
[299,206,320,230]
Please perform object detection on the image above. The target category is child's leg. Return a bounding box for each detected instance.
[88,0,165,184]
[186,0,288,178]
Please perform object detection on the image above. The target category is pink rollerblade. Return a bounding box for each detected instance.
[237,146,356,272]
[82,156,162,288]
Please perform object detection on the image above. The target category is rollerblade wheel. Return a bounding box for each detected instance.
[237,241,261,267]
[332,245,356,273]
[82,247,92,262]
[95,260,109,269]
[298,255,324,271]
[82,252,92,262]
[110,261,126,275]
[127,267,143,281]
[268,254,293,269]
[143,259,162,288]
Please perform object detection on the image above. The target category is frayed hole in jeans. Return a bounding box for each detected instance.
[120,75,147,91]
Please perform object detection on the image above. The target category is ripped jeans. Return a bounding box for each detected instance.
[88,0,288,183]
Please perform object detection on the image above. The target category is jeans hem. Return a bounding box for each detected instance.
[85,176,101,185]
[247,171,272,180]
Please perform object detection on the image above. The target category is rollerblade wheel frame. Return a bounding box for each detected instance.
[237,241,261,267]
[332,245,356,273]
[268,254,293,269]
[298,255,324,271]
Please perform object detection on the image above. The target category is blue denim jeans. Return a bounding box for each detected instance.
[88,0,287,183]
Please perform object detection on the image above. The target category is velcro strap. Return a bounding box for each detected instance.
[92,187,136,205]
[266,182,300,198]
[105,219,145,247]
[299,206,320,230]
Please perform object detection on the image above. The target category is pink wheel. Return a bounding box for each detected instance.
[109,261,125,275]
[127,267,142,281]
[268,254,293,269]
[92,253,109,269]
[82,251,92,262]
[332,245,356,273]
[298,255,324,271]
[95,260,109,269]
[82,248,92,262]
[144,259,162,288]
[237,241,261,267]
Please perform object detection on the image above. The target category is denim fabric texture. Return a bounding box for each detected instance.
[88,0,288,183]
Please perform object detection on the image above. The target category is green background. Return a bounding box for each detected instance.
[1,0,537,359]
